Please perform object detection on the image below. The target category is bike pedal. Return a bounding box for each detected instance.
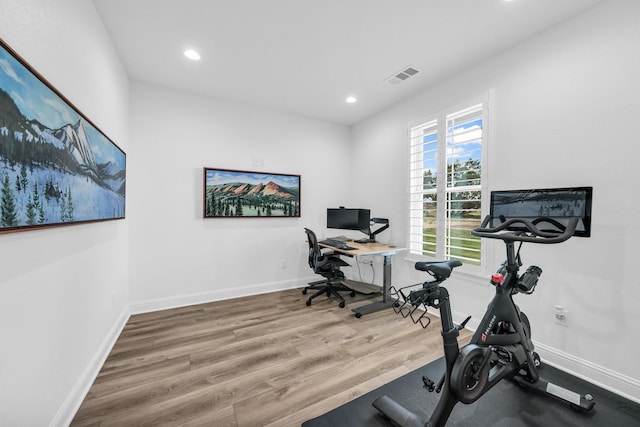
[422,376,436,392]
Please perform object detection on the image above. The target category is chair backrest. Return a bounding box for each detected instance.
[305,227,348,281]
[304,227,322,270]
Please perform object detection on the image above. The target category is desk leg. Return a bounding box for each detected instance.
[352,254,395,318]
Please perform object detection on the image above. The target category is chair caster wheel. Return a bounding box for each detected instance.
[339,301,346,308]
[350,291,356,297]
[306,299,311,306]
[355,312,362,318]
[302,289,307,295]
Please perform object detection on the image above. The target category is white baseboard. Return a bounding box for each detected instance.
[129,277,312,314]
[534,341,640,404]
[50,306,131,427]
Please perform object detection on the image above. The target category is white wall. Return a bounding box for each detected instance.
[128,82,352,312]
[0,0,130,426]
[351,0,640,400]
[2,0,640,424]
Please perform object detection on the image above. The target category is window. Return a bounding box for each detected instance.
[409,97,488,267]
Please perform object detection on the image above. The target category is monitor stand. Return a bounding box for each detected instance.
[356,218,389,243]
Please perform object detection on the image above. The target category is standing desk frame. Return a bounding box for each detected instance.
[318,241,406,318]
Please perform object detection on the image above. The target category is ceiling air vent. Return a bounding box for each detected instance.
[386,66,420,85]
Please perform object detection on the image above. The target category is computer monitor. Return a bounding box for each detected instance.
[326,208,371,234]
[326,208,389,242]
[488,186,593,237]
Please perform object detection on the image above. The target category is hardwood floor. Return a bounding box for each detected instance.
[71,287,471,426]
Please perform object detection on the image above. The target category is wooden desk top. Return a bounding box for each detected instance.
[319,240,406,257]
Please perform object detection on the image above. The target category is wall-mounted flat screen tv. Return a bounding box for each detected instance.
[489,187,593,237]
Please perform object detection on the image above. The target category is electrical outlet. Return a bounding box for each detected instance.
[554,305,568,326]
[359,256,373,265]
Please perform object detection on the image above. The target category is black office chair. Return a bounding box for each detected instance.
[303,228,355,308]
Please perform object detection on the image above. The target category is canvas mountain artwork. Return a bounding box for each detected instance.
[204,169,300,218]
[0,41,126,232]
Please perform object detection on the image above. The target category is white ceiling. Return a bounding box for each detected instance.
[93,0,602,126]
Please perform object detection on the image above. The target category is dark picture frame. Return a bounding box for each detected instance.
[203,167,300,218]
[0,38,126,234]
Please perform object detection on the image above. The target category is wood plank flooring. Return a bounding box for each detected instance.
[71,288,472,426]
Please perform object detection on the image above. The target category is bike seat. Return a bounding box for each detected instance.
[415,260,463,279]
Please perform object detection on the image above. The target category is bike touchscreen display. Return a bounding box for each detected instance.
[489,187,592,237]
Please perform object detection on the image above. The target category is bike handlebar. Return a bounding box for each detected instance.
[471,216,579,244]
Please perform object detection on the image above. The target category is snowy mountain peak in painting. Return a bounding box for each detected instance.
[0,87,124,189]
[54,119,100,178]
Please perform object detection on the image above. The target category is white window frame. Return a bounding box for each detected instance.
[408,93,490,275]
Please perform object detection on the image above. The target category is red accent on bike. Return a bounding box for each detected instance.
[491,273,504,284]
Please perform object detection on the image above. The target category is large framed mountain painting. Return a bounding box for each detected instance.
[0,38,126,234]
[204,168,300,218]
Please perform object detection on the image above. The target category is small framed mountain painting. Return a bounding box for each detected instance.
[0,38,126,234]
[203,167,300,218]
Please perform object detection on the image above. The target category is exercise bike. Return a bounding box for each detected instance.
[373,216,595,427]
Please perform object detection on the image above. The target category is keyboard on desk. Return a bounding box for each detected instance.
[319,239,356,250]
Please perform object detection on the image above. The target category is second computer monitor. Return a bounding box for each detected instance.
[326,208,371,234]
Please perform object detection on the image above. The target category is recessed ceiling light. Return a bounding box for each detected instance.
[345,96,357,104]
[184,49,201,61]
